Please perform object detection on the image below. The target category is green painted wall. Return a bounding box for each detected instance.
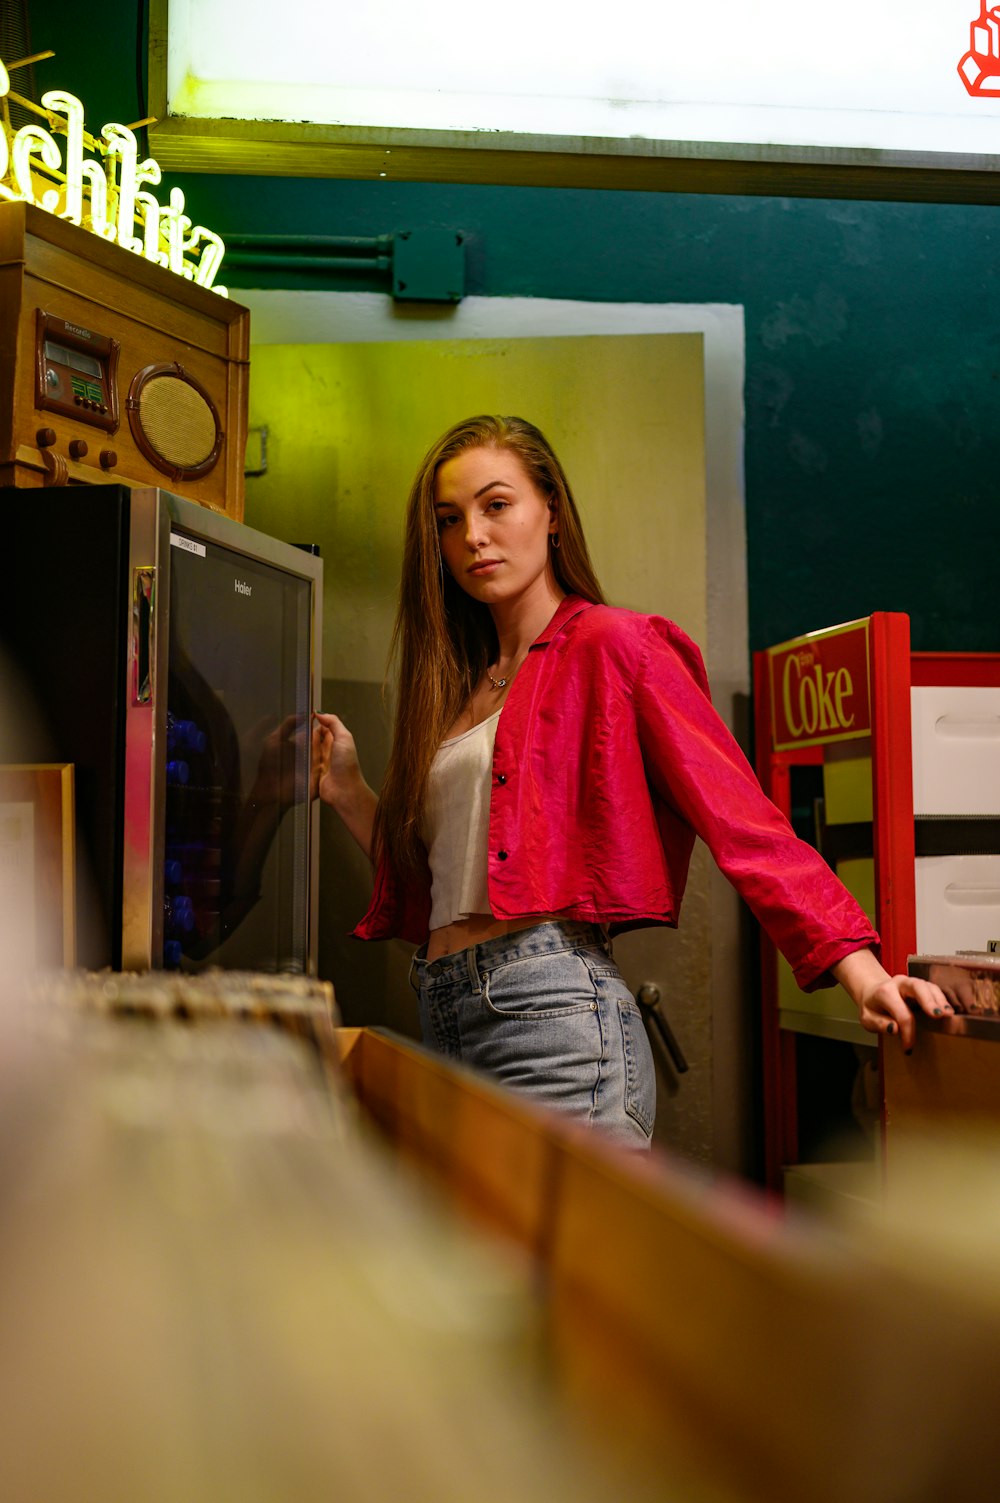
[25,3,1000,654]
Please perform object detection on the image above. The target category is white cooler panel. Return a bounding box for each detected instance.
[914,854,1000,954]
[911,685,1000,815]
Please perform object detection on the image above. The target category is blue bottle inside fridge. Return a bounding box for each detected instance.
[0,485,323,974]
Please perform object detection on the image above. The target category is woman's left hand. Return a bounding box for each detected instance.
[832,948,953,1052]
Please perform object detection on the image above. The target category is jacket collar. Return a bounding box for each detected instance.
[530,594,594,648]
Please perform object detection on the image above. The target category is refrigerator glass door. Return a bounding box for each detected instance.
[165,528,313,971]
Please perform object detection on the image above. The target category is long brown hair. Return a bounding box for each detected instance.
[374,415,606,876]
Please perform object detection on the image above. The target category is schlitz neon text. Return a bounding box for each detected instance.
[0,56,227,294]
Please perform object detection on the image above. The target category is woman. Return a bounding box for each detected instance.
[315,415,950,1149]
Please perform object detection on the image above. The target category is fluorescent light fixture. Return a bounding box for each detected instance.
[166,0,1000,155]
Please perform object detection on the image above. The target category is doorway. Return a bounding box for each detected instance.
[244,294,748,1171]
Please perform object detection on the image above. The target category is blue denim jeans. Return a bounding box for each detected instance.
[410,921,655,1149]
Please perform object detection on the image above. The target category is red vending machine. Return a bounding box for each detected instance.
[754,614,1000,1200]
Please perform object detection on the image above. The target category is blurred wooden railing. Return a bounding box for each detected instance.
[2,981,999,1503]
[340,1025,1000,1503]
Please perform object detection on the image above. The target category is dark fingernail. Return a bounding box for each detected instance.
[905,1047,913,1056]
[933,1008,942,1016]
[886,1022,896,1035]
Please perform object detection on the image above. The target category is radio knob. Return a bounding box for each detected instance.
[69,439,89,460]
[99,449,118,470]
[36,428,57,448]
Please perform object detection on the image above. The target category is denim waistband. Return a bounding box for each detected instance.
[412,920,608,993]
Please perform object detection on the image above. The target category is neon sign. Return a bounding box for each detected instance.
[0,55,227,294]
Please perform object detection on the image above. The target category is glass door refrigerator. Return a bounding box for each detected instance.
[0,485,323,974]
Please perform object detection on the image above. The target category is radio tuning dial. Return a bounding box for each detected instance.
[36,427,57,448]
[99,449,118,470]
[69,439,89,460]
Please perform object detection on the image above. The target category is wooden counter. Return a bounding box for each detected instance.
[3,984,1000,1503]
[884,1009,1000,1135]
[886,954,1000,1143]
[339,1025,1000,1503]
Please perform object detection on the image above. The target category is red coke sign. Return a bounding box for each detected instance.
[767,619,871,751]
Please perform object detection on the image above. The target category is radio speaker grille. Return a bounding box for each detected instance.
[127,364,223,481]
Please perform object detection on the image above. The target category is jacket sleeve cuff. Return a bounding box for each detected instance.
[796,935,882,992]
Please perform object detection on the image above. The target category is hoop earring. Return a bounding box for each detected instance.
[550,531,561,549]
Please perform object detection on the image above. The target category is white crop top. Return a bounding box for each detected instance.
[422,709,501,930]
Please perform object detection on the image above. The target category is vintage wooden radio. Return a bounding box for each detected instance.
[0,201,249,520]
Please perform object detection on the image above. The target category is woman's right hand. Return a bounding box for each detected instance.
[312,712,378,858]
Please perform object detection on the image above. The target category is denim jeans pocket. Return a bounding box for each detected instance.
[482,951,599,1022]
[616,994,656,1137]
[577,951,655,1138]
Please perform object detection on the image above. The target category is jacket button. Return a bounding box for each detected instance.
[497,849,509,861]
[496,773,507,785]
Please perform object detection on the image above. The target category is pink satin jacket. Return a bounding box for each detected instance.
[353,596,878,990]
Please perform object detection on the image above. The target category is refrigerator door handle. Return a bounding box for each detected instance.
[132,566,155,705]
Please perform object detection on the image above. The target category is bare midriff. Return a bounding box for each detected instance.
[425,912,563,962]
